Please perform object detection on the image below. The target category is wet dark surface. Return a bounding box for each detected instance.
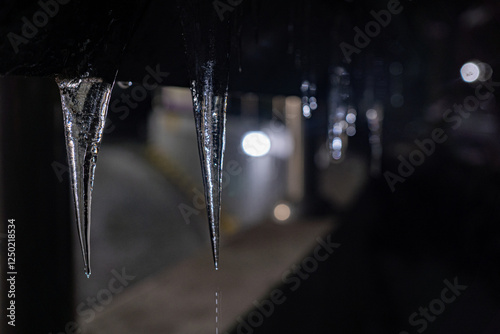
[0,0,151,82]
[2,0,498,95]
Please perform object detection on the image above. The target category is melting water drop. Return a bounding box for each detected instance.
[190,60,227,270]
[56,77,113,278]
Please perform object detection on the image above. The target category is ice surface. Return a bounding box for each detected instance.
[190,60,227,270]
[56,77,113,278]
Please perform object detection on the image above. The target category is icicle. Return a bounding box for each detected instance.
[190,60,227,271]
[56,76,113,278]
[178,0,232,270]
[327,67,352,162]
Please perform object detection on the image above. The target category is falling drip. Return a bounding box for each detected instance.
[190,61,227,270]
[56,76,113,278]
[215,288,221,334]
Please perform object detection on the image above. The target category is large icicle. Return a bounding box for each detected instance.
[56,77,113,278]
[178,0,232,270]
[190,61,227,270]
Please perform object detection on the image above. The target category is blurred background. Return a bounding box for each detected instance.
[1,0,500,333]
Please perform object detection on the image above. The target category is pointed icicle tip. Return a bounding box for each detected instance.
[56,76,113,278]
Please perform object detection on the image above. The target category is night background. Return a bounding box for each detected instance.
[1,0,500,333]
